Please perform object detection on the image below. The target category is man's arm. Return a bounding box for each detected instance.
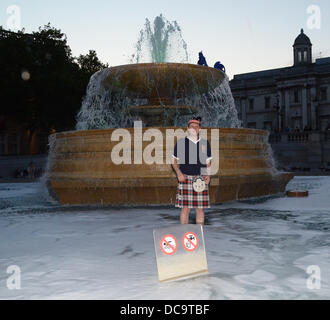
[206,159,211,175]
[204,159,211,184]
[172,157,186,182]
[203,140,212,184]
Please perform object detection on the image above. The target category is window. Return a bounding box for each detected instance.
[292,118,302,131]
[321,87,328,101]
[249,99,254,110]
[304,50,308,62]
[294,89,300,103]
[320,118,330,131]
[265,97,270,109]
[247,122,256,129]
[298,51,302,62]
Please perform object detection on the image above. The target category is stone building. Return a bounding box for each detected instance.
[230,29,330,172]
[230,29,330,133]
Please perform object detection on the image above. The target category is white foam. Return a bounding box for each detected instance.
[0,176,329,299]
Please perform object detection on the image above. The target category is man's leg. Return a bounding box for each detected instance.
[195,208,205,225]
[180,207,191,224]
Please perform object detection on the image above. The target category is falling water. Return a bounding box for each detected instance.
[174,75,242,128]
[76,69,143,130]
[75,14,242,130]
[130,14,189,63]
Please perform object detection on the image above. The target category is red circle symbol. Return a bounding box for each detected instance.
[160,234,177,255]
[182,232,199,252]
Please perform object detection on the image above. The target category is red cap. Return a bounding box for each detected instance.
[188,119,201,126]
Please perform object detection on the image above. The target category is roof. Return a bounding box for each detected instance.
[230,58,330,86]
[294,29,312,46]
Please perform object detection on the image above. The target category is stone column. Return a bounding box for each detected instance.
[284,90,290,129]
[310,87,317,130]
[241,98,247,128]
[277,90,283,131]
[302,87,308,129]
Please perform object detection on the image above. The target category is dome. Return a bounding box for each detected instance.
[294,29,312,46]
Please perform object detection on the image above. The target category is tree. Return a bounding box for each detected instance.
[0,23,108,141]
[77,50,108,75]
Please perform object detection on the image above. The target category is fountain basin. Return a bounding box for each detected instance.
[102,63,225,104]
[46,127,294,205]
[128,105,197,126]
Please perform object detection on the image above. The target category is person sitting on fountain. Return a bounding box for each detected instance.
[197,52,208,66]
[214,61,226,73]
[172,116,212,225]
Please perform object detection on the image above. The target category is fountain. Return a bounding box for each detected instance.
[45,15,293,205]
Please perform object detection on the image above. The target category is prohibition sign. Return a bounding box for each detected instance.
[183,232,199,252]
[160,234,177,255]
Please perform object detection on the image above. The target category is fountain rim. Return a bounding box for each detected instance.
[105,62,226,71]
[51,127,269,139]
[102,62,225,89]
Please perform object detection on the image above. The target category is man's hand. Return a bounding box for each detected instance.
[203,175,210,185]
[177,172,186,182]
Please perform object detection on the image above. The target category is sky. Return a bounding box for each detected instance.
[0,0,329,79]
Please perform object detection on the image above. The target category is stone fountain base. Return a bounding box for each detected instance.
[47,173,293,205]
[46,127,294,205]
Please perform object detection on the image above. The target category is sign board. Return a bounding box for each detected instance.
[153,224,208,282]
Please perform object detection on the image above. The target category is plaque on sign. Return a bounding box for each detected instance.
[153,224,208,282]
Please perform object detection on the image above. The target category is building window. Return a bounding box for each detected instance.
[249,99,254,111]
[292,118,302,131]
[304,50,308,62]
[247,122,256,129]
[320,118,330,131]
[265,96,270,109]
[298,51,302,62]
[294,89,300,103]
[321,87,328,101]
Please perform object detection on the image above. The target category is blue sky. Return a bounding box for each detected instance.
[1,0,329,79]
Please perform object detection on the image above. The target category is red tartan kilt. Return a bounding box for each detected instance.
[175,175,210,209]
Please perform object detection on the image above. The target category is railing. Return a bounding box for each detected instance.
[287,132,310,142]
[268,131,330,143]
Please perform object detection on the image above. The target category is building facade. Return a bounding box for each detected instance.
[230,29,330,133]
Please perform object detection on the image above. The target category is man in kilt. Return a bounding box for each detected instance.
[172,117,212,225]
